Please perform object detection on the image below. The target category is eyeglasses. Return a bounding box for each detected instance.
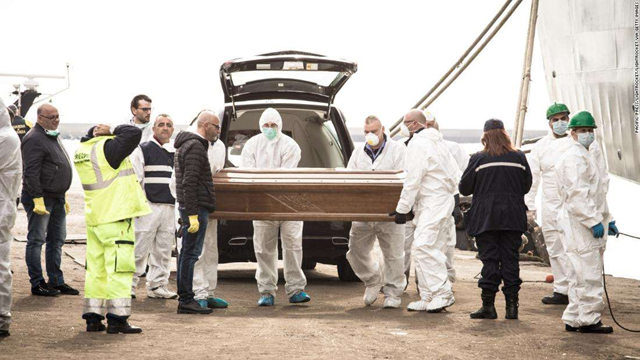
[137,107,152,112]
[212,124,220,130]
[39,114,60,121]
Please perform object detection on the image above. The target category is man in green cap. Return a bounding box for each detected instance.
[554,110,618,334]
[525,103,607,306]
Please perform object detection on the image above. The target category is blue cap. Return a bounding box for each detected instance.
[483,119,504,132]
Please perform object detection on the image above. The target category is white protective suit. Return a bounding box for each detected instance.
[129,118,154,144]
[346,137,407,300]
[396,128,461,309]
[193,139,226,301]
[526,133,608,296]
[130,139,177,292]
[404,138,469,284]
[0,98,22,333]
[241,108,306,298]
[555,137,611,328]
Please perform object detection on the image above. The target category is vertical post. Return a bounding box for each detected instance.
[512,0,540,148]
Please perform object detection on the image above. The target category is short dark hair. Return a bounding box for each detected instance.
[130,94,152,109]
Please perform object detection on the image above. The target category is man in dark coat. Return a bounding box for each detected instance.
[21,104,78,297]
[173,111,218,315]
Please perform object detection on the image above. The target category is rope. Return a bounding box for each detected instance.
[618,232,640,240]
[389,0,523,136]
[602,261,640,333]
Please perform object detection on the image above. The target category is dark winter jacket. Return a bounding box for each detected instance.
[21,123,73,199]
[174,131,216,215]
[80,124,142,170]
[12,115,31,141]
[459,149,532,237]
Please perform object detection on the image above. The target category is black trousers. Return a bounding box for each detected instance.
[475,230,523,296]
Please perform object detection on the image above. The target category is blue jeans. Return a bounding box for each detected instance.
[22,194,67,288]
[177,208,209,304]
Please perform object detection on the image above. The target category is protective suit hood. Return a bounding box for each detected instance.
[0,98,10,129]
[259,108,282,141]
[417,127,443,142]
[0,96,23,200]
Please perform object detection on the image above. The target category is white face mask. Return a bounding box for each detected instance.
[577,132,595,148]
[365,132,380,147]
[45,129,60,137]
[400,124,411,138]
[552,120,568,136]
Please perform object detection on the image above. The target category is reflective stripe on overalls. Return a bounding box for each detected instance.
[82,142,136,191]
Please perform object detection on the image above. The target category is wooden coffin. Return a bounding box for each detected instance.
[210,168,404,222]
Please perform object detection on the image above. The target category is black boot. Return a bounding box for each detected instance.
[177,300,213,314]
[578,321,614,334]
[106,314,142,334]
[86,322,106,332]
[83,313,106,332]
[470,290,497,319]
[505,293,519,320]
[542,292,569,305]
[107,321,142,334]
[565,324,579,332]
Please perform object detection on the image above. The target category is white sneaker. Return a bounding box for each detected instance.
[407,300,429,311]
[363,286,380,306]
[426,296,455,313]
[147,285,178,299]
[383,297,401,309]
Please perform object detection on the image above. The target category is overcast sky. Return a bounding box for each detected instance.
[1,0,551,131]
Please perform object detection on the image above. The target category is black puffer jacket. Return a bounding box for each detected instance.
[174,131,216,215]
[459,149,532,237]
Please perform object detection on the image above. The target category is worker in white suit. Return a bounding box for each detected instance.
[403,113,468,289]
[526,103,608,306]
[241,108,310,306]
[130,114,178,300]
[392,109,461,312]
[346,115,407,308]
[555,111,616,334]
[0,97,22,337]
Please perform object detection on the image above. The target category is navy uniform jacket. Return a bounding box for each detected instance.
[459,150,532,237]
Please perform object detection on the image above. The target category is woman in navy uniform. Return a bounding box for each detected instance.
[459,119,532,320]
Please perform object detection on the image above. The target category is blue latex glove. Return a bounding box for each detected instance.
[608,221,619,236]
[591,223,605,238]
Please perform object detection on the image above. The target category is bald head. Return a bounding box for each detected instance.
[36,103,60,130]
[37,103,57,116]
[196,110,221,142]
[404,109,426,125]
[196,111,218,128]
